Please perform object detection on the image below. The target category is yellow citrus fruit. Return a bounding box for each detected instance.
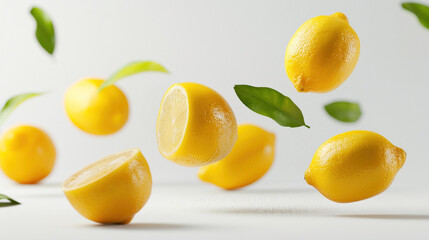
[198,124,275,190]
[0,125,56,184]
[64,78,129,135]
[156,82,237,167]
[62,149,151,224]
[305,130,406,203]
[285,12,360,93]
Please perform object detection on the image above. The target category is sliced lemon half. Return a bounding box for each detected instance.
[62,148,152,224]
[156,82,238,167]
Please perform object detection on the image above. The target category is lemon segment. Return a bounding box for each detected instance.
[198,124,275,190]
[156,82,238,167]
[62,149,152,224]
[64,78,129,135]
[305,130,406,203]
[285,12,360,93]
[0,125,56,184]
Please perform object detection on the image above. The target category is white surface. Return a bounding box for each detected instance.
[1,1,428,237]
[0,183,428,240]
[1,0,429,188]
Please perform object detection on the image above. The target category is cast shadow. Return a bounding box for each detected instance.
[91,222,194,230]
[240,188,311,194]
[209,206,326,216]
[338,214,429,220]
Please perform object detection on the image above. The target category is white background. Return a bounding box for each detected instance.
[1,0,429,192]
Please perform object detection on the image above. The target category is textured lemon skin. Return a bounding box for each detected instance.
[157,82,238,167]
[305,130,406,203]
[64,78,129,135]
[198,124,275,190]
[62,149,152,224]
[0,125,56,184]
[285,12,360,93]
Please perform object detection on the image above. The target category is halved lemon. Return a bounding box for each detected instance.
[62,149,152,224]
[156,82,238,167]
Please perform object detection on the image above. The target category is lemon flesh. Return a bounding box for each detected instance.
[198,124,275,190]
[62,149,152,224]
[157,85,188,156]
[305,130,406,203]
[157,82,238,167]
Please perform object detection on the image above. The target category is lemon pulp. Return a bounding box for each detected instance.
[63,149,138,191]
[156,85,188,156]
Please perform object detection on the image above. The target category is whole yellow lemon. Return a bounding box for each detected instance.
[198,124,275,190]
[285,12,360,93]
[305,130,406,203]
[0,125,56,184]
[157,82,237,167]
[64,78,129,135]
[62,149,151,224]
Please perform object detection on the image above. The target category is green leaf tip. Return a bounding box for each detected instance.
[0,194,20,207]
[0,92,45,128]
[402,2,429,29]
[30,7,55,55]
[234,84,309,128]
[99,61,169,92]
[324,101,362,123]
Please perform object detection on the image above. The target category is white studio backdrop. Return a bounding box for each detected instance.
[1,0,428,191]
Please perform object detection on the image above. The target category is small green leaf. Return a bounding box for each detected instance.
[0,194,20,207]
[234,85,309,128]
[99,61,169,91]
[324,101,362,123]
[30,7,56,54]
[402,2,429,29]
[0,92,44,128]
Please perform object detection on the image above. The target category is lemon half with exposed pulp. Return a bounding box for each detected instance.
[156,82,237,167]
[62,149,152,224]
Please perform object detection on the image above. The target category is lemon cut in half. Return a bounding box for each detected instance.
[62,149,152,224]
[157,82,238,167]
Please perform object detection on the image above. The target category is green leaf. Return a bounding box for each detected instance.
[0,194,20,207]
[0,92,44,128]
[30,7,55,54]
[324,101,362,123]
[99,61,169,91]
[402,2,429,29]
[234,85,309,128]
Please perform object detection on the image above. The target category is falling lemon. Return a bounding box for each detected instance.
[64,78,129,135]
[285,12,360,93]
[156,82,237,167]
[62,149,152,224]
[305,130,406,203]
[198,124,275,190]
[0,125,56,184]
